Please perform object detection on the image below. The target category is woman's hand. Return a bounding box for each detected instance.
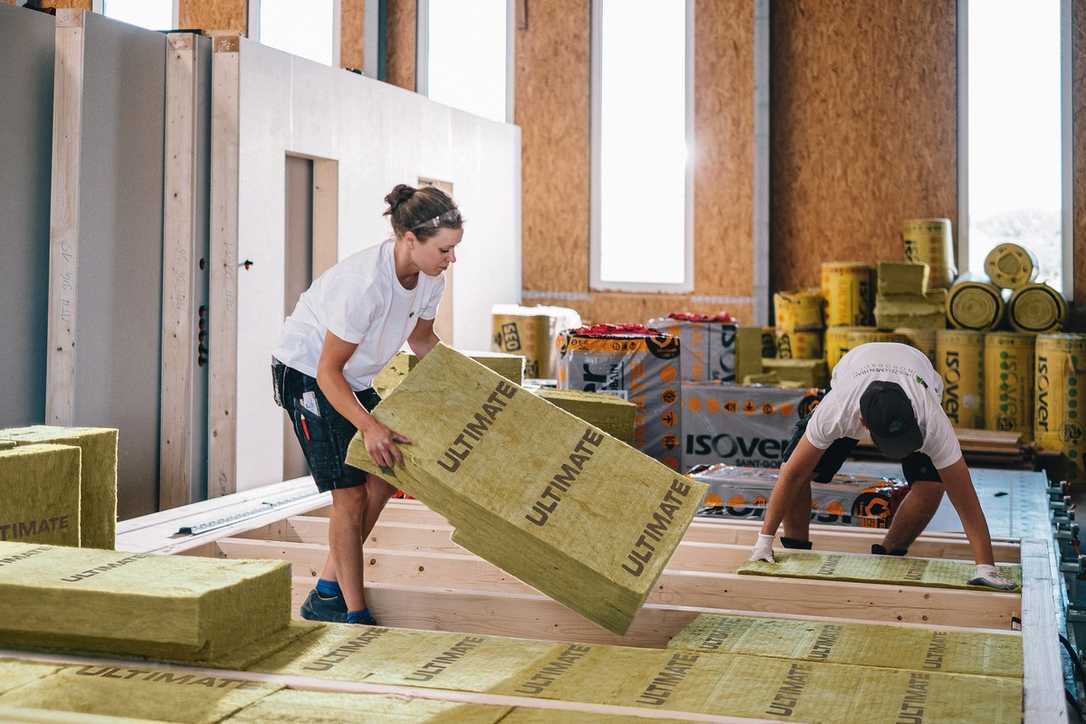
[361,418,412,468]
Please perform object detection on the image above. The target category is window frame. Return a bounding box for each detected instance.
[247,0,342,68]
[94,0,179,30]
[957,0,1074,300]
[415,0,516,124]
[589,0,696,294]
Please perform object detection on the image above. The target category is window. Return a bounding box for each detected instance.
[255,0,338,67]
[101,0,174,30]
[418,0,512,123]
[591,0,694,292]
[961,0,1071,296]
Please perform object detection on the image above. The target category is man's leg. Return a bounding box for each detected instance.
[880,481,943,552]
[361,474,397,541]
[329,485,368,612]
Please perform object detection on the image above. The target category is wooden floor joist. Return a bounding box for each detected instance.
[210,537,1021,630]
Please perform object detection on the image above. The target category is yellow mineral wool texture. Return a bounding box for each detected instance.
[984,243,1039,290]
[0,541,291,661]
[0,659,65,695]
[226,689,509,724]
[502,708,691,724]
[937,329,986,429]
[773,289,824,332]
[761,358,828,389]
[0,664,280,724]
[874,294,946,331]
[820,262,874,327]
[0,705,155,723]
[877,262,930,297]
[1035,334,1086,482]
[0,441,13,451]
[372,350,525,398]
[895,328,938,364]
[738,551,1021,591]
[845,328,909,351]
[902,219,956,289]
[823,326,865,371]
[946,279,1005,331]
[742,372,780,385]
[736,326,765,381]
[1008,283,1068,334]
[206,621,324,671]
[345,345,707,634]
[0,444,81,547]
[0,426,117,550]
[250,624,553,692]
[984,333,1035,441]
[701,653,1021,724]
[667,614,1023,678]
[774,329,823,360]
[533,389,636,445]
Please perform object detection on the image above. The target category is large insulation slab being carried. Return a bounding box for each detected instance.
[372,350,524,398]
[667,614,1023,678]
[738,551,1021,591]
[0,426,117,549]
[345,344,707,634]
[0,541,291,661]
[0,662,280,724]
[0,444,81,546]
[533,388,636,445]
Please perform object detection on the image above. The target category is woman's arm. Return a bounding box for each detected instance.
[407,318,440,359]
[315,331,409,467]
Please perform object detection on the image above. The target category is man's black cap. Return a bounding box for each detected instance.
[860,381,923,460]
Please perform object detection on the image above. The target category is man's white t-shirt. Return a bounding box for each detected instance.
[804,342,963,470]
[272,240,444,390]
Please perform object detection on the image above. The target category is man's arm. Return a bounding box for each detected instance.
[750,436,823,561]
[407,318,440,359]
[938,457,1016,590]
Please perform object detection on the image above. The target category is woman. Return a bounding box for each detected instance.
[271,183,463,624]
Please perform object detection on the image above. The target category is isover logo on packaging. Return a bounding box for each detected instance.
[685,434,789,465]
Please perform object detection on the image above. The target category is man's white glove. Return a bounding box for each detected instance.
[750,533,776,563]
[968,564,1016,591]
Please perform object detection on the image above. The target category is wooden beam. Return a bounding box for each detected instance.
[284,510,1021,562]
[311,158,338,278]
[44,8,86,426]
[1020,537,1068,723]
[159,33,200,511]
[208,35,240,498]
[217,538,1021,630]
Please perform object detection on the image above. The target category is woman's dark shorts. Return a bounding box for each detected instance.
[272,358,381,492]
[782,413,942,486]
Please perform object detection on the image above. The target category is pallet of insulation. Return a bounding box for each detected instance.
[0,541,291,662]
[0,444,81,546]
[0,426,117,549]
[345,344,707,634]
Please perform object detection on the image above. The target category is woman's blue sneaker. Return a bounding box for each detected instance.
[299,588,348,623]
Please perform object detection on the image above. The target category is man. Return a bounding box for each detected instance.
[749,342,1015,590]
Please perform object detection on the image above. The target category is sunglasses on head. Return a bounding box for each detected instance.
[410,208,462,231]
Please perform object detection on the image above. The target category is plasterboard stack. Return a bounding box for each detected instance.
[346,343,706,634]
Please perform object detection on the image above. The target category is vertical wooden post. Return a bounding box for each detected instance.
[209,36,240,498]
[45,9,86,426]
[311,159,339,279]
[160,33,199,510]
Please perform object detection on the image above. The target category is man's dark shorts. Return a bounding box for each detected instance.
[272,358,381,492]
[782,412,943,485]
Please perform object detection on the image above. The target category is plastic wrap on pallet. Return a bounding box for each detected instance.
[681,383,822,470]
[691,464,909,528]
[557,325,682,469]
[648,313,737,382]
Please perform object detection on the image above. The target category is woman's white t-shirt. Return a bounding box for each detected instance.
[273,239,444,390]
[804,342,963,470]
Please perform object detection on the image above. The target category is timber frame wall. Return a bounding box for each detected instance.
[117,484,1067,722]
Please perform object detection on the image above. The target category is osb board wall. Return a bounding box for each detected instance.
[25,0,91,8]
[387,0,416,91]
[179,0,245,35]
[341,0,364,70]
[770,0,958,293]
[1075,0,1085,321]
[519,0,756,325]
